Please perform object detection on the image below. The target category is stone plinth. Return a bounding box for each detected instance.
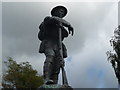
[37,84,73,90]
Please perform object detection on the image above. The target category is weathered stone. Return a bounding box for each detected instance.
[37,84,73,90]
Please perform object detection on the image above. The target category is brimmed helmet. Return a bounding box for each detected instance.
[51,5,67,18]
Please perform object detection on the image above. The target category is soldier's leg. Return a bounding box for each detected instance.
[50,52,61,84]
[52,65,61,84]
[43,55,54,84]
[43,41,55,84]
[50,43,67,84]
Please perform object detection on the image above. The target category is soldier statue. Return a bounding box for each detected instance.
[38,6,74,85]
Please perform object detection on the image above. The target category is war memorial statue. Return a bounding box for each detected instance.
[38,5,74,88]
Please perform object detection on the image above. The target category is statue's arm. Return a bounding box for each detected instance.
[43,16,70,26]
[51,16,71,27]
[51,16,74,36]
[43,16,60,25]
[43,16,74,36]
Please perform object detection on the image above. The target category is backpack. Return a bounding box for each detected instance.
[38,22,45,41]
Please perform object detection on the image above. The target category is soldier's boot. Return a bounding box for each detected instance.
[44,56,54,85]
[45,74,54,84]
[52,74,59,84]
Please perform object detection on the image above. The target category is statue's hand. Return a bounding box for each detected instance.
[68,26,74,36]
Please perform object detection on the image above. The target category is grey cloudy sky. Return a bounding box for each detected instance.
[1,1,119,88]
[0,1,2,85]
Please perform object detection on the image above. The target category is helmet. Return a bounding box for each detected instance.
[51,5,67,18]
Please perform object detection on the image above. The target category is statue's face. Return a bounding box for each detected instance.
[54,9,65,18]
[58,9,65,18]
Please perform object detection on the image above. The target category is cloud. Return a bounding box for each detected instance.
[119,1,120,25]
[2,2,118,88]
[2,2,115,58]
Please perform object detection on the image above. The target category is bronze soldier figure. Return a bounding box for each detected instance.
[38,6,74,85]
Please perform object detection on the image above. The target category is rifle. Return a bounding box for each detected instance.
[58,23,69,86]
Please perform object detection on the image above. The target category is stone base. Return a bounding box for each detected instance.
[37,84,73,90]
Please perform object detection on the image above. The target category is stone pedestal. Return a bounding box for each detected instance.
[37,84,73,90]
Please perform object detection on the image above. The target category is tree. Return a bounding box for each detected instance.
[2,57,44,89]
[106,25,120,88]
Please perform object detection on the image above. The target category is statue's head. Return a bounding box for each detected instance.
[51,5,67,18]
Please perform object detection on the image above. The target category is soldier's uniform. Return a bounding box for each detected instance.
[38,6,73,84]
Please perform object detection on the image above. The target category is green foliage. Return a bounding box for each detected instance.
[2,57,44,89]
[106,25,120,83]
